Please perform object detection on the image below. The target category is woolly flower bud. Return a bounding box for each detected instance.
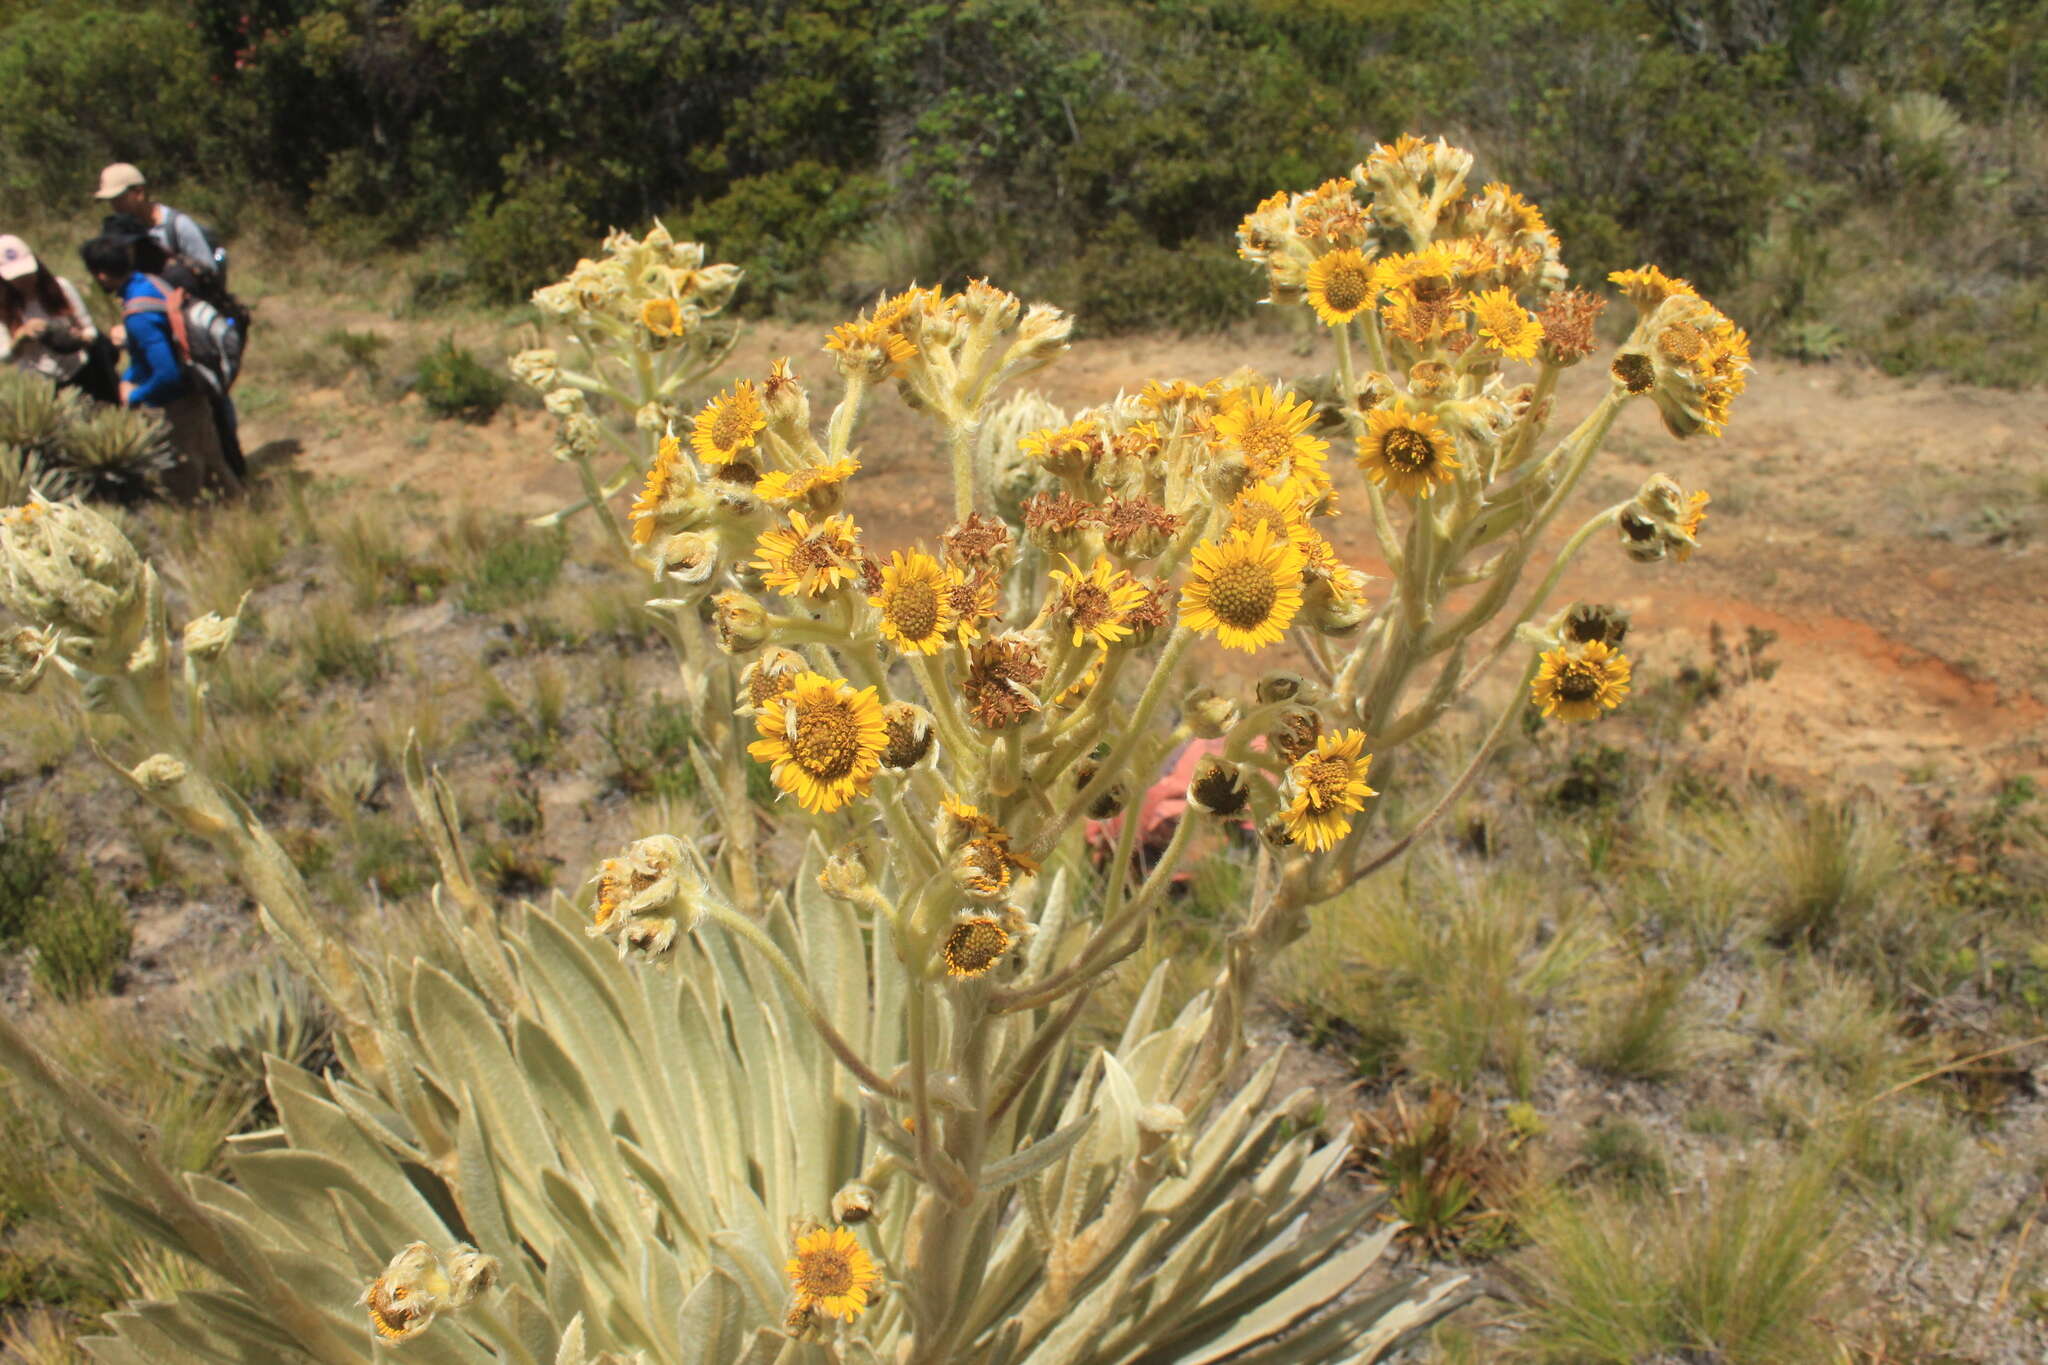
[1256,672,1321,708]
[1616,473,1706,564]
[181,597,245,662]
[762,357,809,431]
[1009,304,1073,370]
[1187,755,1250,817]
[711,591,771,655]
[691,263,743,314]
[636,401,680,434]
[1184,687,1242,739]
[1072,760,1127,819]
[510,348,559,390]
[358,1241,498,1343]
[0,624,58,694]
[0,499,145,657]
[879,700,936,770]
[131,753,189,791]
[544,386,588,418]
[1563,602,1631,648]
[831,1182,878,1225]
[817,844,874,903]
[558,410,604,460]
[654,531,720,592]
[586,834,702,963]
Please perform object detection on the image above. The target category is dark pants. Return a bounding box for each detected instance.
[54,335,122,406]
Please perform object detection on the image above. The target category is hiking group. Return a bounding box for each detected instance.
[0,162,251,501]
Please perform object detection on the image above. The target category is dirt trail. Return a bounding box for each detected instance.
[248,316,2048,793]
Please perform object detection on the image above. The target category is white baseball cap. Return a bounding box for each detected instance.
[94,163,147,199]
[0,234,36,281]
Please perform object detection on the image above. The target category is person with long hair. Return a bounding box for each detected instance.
[0,233,120,405]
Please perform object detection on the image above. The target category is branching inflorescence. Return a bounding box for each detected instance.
[0,136,1746,1364]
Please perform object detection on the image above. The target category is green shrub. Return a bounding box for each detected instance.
[25,878,130,1001]
[412,338,509,423]
[459,153,597,301]
[459,525,568,612]
[0,809,67,945]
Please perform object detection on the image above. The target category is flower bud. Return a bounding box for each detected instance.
[0,624,58,694]
[0,499,146,661]
[654,531,720,591]
[543,386,588,419]
[181,594,246,662]
[442,1246,499,1306]
[817,844,874,903]
[509,348,559,391]
[879,700,936,770]
[1563,602,1631,649]
[762,357,809,431]
[1406,359,1454,398]
[1255,672,1321,708]
[1271,707,1322,764]
[586,834,702,964]
[1259,812,1297,849]
[131,753,189,790]
[1184,687,1242,739]
[711,590,770,654]
[1072,760,1126,819]
[1187,755,1250,817]
[831,1182,878,1225]
[1201,449,1253,502]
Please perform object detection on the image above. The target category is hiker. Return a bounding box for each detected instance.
[93,163,223,284]
[79,234,241,501]
[0,234,120,405]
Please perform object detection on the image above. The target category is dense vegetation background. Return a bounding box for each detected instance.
[2,0,2045,367]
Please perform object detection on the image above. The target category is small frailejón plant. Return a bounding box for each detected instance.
[0,136,1746,1363]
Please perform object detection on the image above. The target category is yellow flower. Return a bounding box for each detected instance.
[1608,264,1695,312]
[1675,489,1709,562]
[1358,402,1460,499]
[1228,482,1318,549]
[869,550,960,655]
[786,1226,882,1323]
[942,916,1012,978]
[754,511,864,598]
[1179,521,1307,653]
[640,296,685,337]
[825,314,916,379]
[1211,387,1328,480]
[1530,641,1632,722]
[1139,377,1221,414]
[1281,729,1376,852]
[755,458,860,510]
[1021,420,1103,480]
[690,381,767,464]
[949,570,1001,644]
[1047,556,1150,649]
[1470,287,1542,360]
[748,672,888,812]
[1305,248,1376,326]
[629,434,688,546]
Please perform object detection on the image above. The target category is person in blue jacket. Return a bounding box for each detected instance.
[80,234,239,500]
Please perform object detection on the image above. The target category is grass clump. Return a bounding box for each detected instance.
[0,809,130,1001]
[296,595,386,687]
[412,337,509,422]
[1515,1160,1846,1363]
[1352,1088,1522,1258]
[456,517,568,613]
[1751,796,1902,947]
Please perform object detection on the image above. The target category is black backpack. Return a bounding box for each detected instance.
[102,212,252,343]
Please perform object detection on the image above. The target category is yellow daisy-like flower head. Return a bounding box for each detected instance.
[825,315,916,381]
[1470,287,1542,361]
[1530,641,1632,723]
[1281,729,1376,853]
[1674,489,1710,562]
[869,550,961,655]
[1021,420,1104,481]
[1228,482,1317,548]
[747,672,888,812]
[1211,386,1329,480]
[1359,401,1460,499]
[1179,521,1307,653]
[756,458,860,512]
[640,296,685,338]
[754,511,864,598]
[690,381,767,464]
[1048,555,1149,649]
[629,434,691,546]
[1608,264,1696,314]
[786,1226,881,1323]
[942,916,1013,978]
[1305,248,1376,326]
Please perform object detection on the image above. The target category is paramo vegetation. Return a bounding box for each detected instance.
[2,1,2045,378]
[0,139,1766,1360]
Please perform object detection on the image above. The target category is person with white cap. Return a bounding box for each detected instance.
[93,163,219,281]
[0,234,120,405]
